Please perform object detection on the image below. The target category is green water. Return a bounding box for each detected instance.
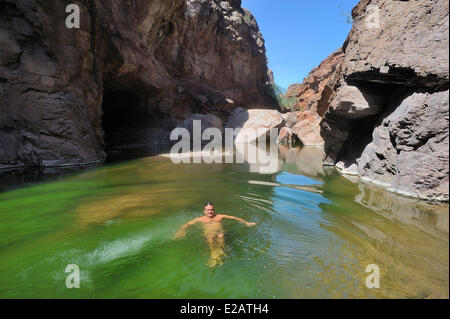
[0,147,448,298]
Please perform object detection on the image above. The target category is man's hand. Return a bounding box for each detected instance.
[173,229,186,240]
[246,222,257,227]
[173,218,201,240]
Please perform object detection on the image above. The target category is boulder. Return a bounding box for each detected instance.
[277,127,295,146]
[291,111,324,146]
[328,84,386,119]
[225,107,285,143]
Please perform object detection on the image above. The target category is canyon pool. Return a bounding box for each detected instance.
[0,147,448,299]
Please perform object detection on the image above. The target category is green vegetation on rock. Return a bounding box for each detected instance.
[270,84,297,111]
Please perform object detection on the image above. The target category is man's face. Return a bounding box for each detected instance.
[204,205,215,218]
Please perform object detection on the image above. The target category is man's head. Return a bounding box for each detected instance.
[204,202,215,218]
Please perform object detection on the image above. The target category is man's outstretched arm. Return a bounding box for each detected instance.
[173,218,201,239]
[221,215,256,227]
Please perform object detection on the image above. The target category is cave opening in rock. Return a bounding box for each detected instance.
[101,89,178,162]
[101,90,150,150]
[334,83,413,168]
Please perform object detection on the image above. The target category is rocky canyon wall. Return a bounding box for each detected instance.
[0,0,276,168]
[285,49,345,117]
[278,49,344,147]
[320,0,449,201]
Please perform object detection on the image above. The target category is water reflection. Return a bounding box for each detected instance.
[278,145,326,178]
[0,165,100,193]
[235,143,326,177]
[343,175,449,237]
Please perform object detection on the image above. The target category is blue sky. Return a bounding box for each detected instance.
[241,0,359,89]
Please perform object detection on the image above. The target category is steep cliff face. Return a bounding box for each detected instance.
[286,49,344,116]
[277,49,344,147]
[0,0,275,168]
[320,0,449,201]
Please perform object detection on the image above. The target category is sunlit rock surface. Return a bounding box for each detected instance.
[225,107,285,144]
[320,0,449,201]
[280,50,344,147]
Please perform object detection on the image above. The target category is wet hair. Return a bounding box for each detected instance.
[204,202,214,208]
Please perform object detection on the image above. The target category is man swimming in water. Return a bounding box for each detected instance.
[173,202,256,267]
